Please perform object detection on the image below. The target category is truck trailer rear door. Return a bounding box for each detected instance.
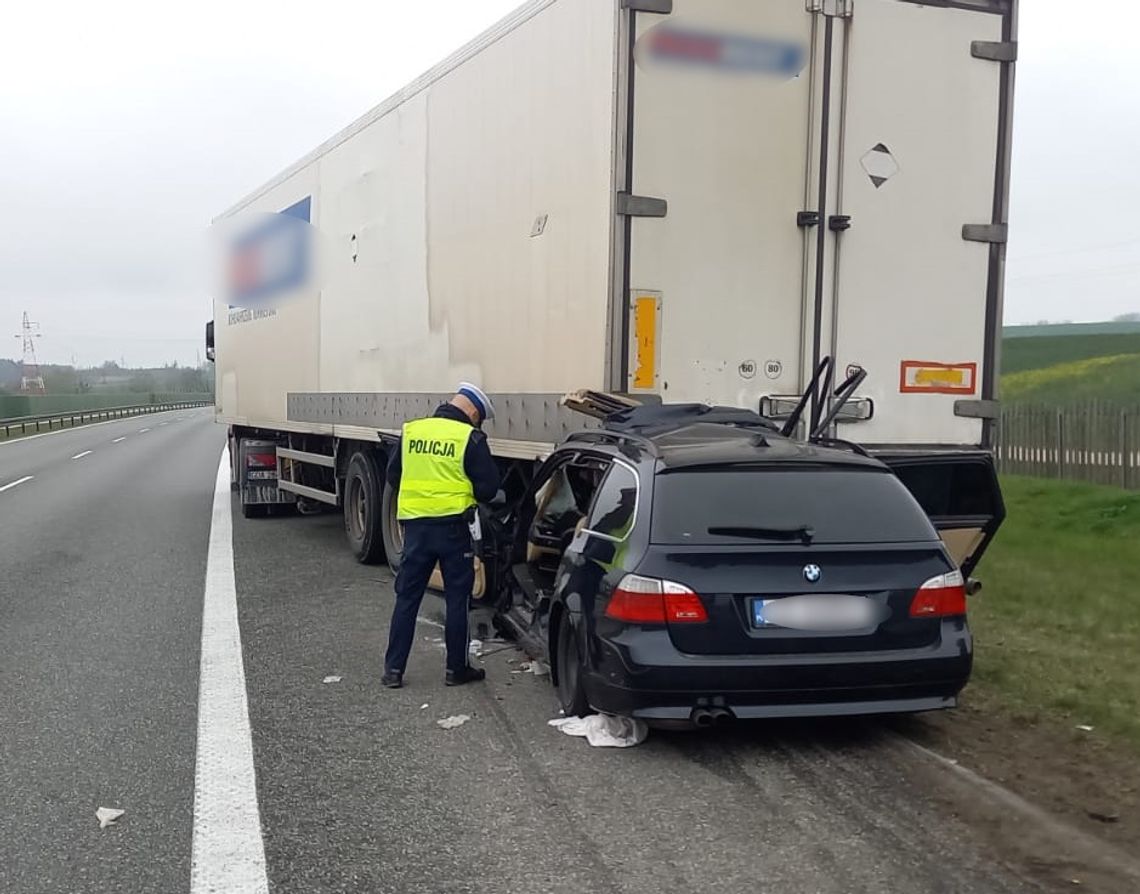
[827,0,1014,448]
[619,0,818,406]
[618,0,1016,451]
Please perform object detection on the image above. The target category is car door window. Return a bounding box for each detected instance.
[532,468,579,536]
[586,463,638,542]
[527,459,607,565]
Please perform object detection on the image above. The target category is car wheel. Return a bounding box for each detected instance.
[555,616,590,717]
[344,452,386,565]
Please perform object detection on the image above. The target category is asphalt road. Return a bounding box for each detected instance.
[0,407,222,892]
[0,412,1059,892]
[234,493,1033,892]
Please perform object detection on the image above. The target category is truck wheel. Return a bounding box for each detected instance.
[380,481,403,574]
[344,452,386,565]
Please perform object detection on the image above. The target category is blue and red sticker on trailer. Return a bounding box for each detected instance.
[638,23,807,79]
[224,196,313,317]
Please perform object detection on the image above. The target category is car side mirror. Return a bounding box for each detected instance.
[582,534,616,565]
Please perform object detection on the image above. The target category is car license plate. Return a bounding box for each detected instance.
[752,599,777,628]
[247,470,277,480]
[751,594,883,632]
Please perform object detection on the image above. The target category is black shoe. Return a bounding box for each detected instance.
[381,670,403,689]
[445,666,486,687]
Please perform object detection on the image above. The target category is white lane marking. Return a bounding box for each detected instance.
[139,428,151,433]
[0,475,34,493]
[191,452,269,894]
[112,437,127,444]
[72,451,93,460]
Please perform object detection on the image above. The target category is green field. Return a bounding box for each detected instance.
[969,476,1140,750]
[1001,331,1140,376]
[1001,353,1140,405]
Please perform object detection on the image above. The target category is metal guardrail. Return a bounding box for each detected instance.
[0,402,211,439]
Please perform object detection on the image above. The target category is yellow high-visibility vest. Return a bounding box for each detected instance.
[397,417,476,520]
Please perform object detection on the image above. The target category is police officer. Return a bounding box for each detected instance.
[381,383,502,689]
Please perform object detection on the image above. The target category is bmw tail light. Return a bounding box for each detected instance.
[606,575,708,625]
[909,570,968,618]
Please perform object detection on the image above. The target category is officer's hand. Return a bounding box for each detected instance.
[489,489,508,508]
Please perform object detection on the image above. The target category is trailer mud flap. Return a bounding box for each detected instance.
[876,452,1005,579]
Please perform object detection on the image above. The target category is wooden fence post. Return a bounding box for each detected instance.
[1056,410,1065,480]
[1125,412,1133,491]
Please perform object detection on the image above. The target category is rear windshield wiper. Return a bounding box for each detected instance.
[707,525,815,545]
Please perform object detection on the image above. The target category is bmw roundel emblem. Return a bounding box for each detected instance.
[803,564,822,584]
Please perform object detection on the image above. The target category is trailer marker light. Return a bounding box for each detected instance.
[246,452,277,469]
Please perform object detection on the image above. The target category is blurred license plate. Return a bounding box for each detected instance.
[247,470,277,480]
[751,594,881,632]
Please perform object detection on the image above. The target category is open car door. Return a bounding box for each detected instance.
[876,452,1005,579]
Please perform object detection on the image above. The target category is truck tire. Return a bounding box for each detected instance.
[380,481,404,575]
[344,451,386,565]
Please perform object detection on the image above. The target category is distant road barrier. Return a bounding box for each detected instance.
[997,402,1139,490]
[0,402,211,440]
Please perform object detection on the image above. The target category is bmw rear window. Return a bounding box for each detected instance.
[650,467,938,546]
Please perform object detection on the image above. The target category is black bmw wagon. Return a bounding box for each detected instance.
[483,406,1004,726]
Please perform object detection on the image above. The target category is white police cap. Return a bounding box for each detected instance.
[457,382,495,422]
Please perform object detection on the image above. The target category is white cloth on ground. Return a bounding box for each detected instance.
[548,714,648,748]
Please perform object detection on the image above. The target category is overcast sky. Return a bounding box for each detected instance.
[1,0,1137,367]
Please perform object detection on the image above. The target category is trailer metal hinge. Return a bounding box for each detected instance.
[621,0,673,13]
[971,40,1017,63]
[797,211,820,228]
[962,223,1008,245]
[617,193,668,218]
[806,0,854,17]
[829,215,852,232]
[955,400,1000,421]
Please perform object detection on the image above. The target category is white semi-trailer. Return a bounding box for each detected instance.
[208,0,1015,578]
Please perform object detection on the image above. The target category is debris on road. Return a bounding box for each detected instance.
[513,661,549,677]
[322,675,343,684]
[549,715,648,748]
[420,703,429,710]
[95,807,125,829]
[438,714,472,730]
[1086,810,1120,824]
[475,643,516,659]
[468,639,483,656]
[1075,725,1095,732]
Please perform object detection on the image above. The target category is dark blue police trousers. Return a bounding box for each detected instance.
[384,519,475,675]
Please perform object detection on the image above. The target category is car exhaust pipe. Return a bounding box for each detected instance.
[710,708,735,727]
[691,708,716,728]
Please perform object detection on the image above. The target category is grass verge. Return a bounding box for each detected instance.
[969,475,1140,750]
